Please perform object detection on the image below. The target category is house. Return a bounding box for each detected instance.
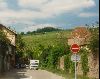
[0,24,17,73]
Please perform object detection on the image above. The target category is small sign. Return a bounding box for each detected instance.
[71,44,80,53]
[71,54,81,62]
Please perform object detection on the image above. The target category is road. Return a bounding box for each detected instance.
[0,69,65,79]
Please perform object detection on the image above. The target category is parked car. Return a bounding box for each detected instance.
[15,63,26,69]
[29,60,39,70]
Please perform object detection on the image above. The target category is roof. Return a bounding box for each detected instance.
[69,27,91,39]
[0,24,17,35]
[68,27,91,45]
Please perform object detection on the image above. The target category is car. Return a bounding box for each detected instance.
[29,60,39,70]
[15,63,26,69]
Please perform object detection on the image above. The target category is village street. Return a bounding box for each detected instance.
[0,0,99,79]
[0,69,64,79]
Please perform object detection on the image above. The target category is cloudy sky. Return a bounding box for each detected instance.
[0,0,99,33]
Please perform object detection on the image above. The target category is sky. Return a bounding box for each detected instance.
[0,0,99,33]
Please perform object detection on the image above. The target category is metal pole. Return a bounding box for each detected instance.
[75,53,77,79]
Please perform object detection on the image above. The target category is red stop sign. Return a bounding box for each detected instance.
[71,44,80,53]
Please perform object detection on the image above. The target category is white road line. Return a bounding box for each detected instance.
[20,76,32,79]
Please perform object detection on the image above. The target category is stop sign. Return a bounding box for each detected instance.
[71,44,80,53]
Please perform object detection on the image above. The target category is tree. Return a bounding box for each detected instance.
[20,32,25,35]
[15,34,26,64]
[88,27,99,53]
[37,27,60,33]
[27,31,32,35]
[88,24,99,65]
[80,48,89,76]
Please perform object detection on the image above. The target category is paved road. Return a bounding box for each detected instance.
[0,69,65,79]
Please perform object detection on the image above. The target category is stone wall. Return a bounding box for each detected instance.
[87,53,99,78]
[77,53,99,78]
[59,53,99,78]
[59,56,64,70]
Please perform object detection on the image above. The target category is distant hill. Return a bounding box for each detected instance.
[36,27,60,33]
[20,27,72,35]
[22,30,71,51]
[21,27,62,35]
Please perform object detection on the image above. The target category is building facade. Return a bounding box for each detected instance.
[0,24,16,73]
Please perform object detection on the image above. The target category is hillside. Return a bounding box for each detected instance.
[22,30,71,49]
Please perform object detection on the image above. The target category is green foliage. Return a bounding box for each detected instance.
[21,25,98,79]
[69,61,75,73]
[49,46,63,68]
[22,30,72,70]
[39,46,51,68]
[26,27,62,35]
[20,32,25,35]
[64,55,70,72]
[37,27,60,33]
[80,48,89,76]
[26,31,33,35]
[16,34,25,53]
[40,45,64,69]
[64,54,75,73]
[15,34,26,64]
[88,27,99,53]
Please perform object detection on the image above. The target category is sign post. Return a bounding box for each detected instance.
[71,44,80,79]
[75,53,77,79]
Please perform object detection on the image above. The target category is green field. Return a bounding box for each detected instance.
[22,30,71,50]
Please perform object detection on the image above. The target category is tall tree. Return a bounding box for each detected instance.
[15,34,26,64]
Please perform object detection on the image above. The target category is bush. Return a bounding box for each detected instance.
[80,48,89,76]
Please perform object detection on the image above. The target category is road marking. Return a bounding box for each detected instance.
[20,76,32,79]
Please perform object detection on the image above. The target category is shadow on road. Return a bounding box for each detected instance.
[0,68,30,79]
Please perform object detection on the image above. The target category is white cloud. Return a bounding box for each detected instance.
[19,0,47,8]
[0,18,34,26]
[79,12,99,17]
[0,1,8,10]
[18,0,96,16]
[0,0,96,21]
[0,0,97,32]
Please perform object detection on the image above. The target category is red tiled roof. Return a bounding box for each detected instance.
[70,27,91,39]
[68,27,91,45]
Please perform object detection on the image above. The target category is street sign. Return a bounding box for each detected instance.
[71,54,81,62]
[71,44,80,53]
[70,44,80,79]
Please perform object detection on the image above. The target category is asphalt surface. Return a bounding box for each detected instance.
[0,69,65,79]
